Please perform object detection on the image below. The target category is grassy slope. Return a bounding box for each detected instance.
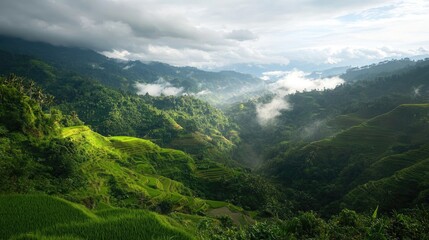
[0,126,244,239]
[0,195,194,240]
[0,195,96,239]
[61,126,240,214]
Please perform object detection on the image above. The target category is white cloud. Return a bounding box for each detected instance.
[256,70,344,125]
[285,46,429,67]
[102,49,131,60]
[256,96,291,126]
[225,29,258,41]
[196,89,212,96]
[135,78,183,96]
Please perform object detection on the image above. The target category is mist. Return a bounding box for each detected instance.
[256,70,344,126]
[135,78,184,97]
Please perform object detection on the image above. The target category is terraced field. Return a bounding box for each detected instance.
[60,126,237,214]
[336,105,429,209]
[0,195,96,239]
[268,104,429,212]
[357,143,429,184]
[0,195,194,240]
[343,158,429,212]
[196,166,233,181]
[109,136,196,177]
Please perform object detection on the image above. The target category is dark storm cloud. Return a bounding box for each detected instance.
[0,0,257,67]
[0,0,226,50]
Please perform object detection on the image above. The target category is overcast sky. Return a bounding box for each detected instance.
[1,0,428,69]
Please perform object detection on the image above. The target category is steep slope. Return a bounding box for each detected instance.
[0,52,239,162]
[228,58,429,167]
[263,104,429,213]
[0,75,252,214]
[60,125,244,214]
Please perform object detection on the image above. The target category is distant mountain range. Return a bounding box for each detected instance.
[0,35,265,105]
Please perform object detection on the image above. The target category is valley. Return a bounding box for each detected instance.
[1,35,429,239]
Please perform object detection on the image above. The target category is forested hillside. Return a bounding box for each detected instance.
[1,36,429,240]
[229,58,429,166]
[0,74,281,239]
[0,50,240,163]
[0,36,265,105]
[225,58,429,218]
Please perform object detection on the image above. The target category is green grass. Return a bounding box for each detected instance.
[37,210,194,240]
[109,135,197,178]
[1,195,196,240]
[0,195,97,239]
[205,200,229,209]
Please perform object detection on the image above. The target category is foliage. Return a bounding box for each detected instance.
[199,208,429,240]
[0,35,263,105]
[0,76,84,193]
[0,52,240,162]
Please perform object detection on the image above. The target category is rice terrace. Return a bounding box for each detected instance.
[1,0,429,239]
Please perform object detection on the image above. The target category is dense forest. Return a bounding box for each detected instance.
[1,36,429,240]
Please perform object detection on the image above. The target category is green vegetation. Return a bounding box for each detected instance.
[0,75,266,239]
[2,37,429,239]
[199,208,429,240]
[0,49,240,163]
[0,195,95,239]
[0,195,194,240]
[0,35,263,105]
[261,104,429,214]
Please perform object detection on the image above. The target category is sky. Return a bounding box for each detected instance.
[0,0,428,70]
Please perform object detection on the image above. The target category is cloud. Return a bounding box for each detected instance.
[256,70,344,125]
[256,96,291,126]
[225,29,257,41]
[103,50,131,61]
[0,0,428,68]
[135,78,183,96]
[286,46,429,67]
[195,89,212,96]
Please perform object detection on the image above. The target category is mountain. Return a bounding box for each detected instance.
[0,75,270,239]
[341,58,420,82]
[2,35,429,239]
[213,62,351,77]
[228,58,429,167]
[0,35,265,105]
[262,104,429,214]
[0,50,242,163]
[222,57,429,218]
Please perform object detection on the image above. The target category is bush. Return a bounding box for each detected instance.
[287,211,327,238]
